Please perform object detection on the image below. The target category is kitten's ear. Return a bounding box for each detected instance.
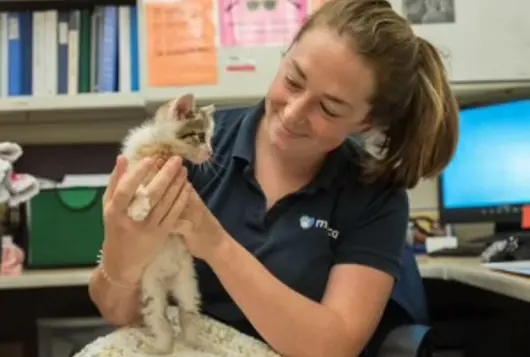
[171,93,195,120]
[201,104,215,116]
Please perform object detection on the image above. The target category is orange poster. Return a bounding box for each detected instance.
[146,0,218,87]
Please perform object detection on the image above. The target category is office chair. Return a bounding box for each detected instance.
[377,324,432,357]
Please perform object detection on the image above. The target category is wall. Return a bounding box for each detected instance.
[409,179,438,212]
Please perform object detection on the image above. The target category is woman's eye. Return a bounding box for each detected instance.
[285,77,302,90]
[321,104,339,118]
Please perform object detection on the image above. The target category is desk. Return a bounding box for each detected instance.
[0,268,92,290]
[1,258,530,357]
[0,270,98,357]
[1,257,529,300]
[417,256,530,303]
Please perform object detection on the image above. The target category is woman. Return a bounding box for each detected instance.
[89,0,458,356]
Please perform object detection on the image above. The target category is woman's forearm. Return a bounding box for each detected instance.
[88,267,141,326]
[207,235,355,357]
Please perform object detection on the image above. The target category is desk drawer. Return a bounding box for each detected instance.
[37,317,114,357]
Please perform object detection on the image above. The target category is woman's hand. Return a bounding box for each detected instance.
[173,188,231,262]
[101,155,192,285]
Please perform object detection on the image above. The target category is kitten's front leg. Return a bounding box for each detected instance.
[140,269,174,354]
[128,184,151,222]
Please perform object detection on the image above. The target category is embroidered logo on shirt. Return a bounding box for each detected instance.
[299,215,315,229]
[299,215,340,239]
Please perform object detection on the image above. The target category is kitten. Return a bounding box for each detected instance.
[120,93,215,354]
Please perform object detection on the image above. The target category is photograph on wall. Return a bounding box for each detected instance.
[219,0,309,47]
[402,0,455,24]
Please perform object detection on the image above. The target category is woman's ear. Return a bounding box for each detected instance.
[171,93,195,120]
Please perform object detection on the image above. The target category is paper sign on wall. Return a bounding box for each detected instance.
[146,0,218,87]
[219,0,309,47]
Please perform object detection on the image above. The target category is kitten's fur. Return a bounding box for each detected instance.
[120,94,215,354]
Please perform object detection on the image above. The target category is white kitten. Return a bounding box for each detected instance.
[120,93,215,354]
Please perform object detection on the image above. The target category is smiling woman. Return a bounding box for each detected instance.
[83,1,457,357]
[260,28,376,164]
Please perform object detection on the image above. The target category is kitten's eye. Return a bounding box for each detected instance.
[181,133,194,139]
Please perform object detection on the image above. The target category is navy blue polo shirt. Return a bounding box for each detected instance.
[187,101,426,340]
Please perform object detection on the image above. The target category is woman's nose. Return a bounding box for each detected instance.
[283,96,310,126]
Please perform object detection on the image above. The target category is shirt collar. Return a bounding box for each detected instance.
[232,100,265,164]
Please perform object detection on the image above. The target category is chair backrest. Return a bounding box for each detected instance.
[377,324,432,357]
[390,245,429,325]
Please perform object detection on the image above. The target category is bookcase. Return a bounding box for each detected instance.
[0,0,530,146]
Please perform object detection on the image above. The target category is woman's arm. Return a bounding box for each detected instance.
[89,239,144,326]
[207,234,394,357]
[176,182,408,357]
[88,266,141,326]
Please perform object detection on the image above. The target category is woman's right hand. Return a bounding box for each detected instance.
[100,155,192,286]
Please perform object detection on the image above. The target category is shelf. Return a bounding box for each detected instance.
[1,81,528,115]
[0,93,146,145]
[1,81,530,146]
[0,92,144,113]
[452,81,530,106]
[144,90,262,114]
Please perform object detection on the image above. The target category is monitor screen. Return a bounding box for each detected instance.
[440,100,530,212]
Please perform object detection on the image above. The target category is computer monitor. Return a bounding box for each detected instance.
[438,99,530,235]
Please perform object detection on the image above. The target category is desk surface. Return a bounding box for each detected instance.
[0,268,92,290]
[1,258,530,303]
[418,256,530,302]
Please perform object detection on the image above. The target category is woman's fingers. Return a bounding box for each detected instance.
[147,166,188,228]
[145,156,185,207]
[103,155,128,205]
[160,182,192,232]
[111,157,156,212]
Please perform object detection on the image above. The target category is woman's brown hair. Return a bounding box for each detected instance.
[293,0,459,189]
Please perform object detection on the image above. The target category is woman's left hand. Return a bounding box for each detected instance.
[173,188,230,262]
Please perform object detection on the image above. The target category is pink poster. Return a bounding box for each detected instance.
[219,0,308,47]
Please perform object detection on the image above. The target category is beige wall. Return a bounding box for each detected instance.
[408,179,438,212]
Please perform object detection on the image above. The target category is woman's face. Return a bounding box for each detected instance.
[263,27,375,159]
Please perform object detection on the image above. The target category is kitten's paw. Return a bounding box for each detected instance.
[139,324,174,355]
[150,332,174,355]
[127,185,151,222]
[179,311,201,344]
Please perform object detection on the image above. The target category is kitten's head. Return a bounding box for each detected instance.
[155,93,215,165]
